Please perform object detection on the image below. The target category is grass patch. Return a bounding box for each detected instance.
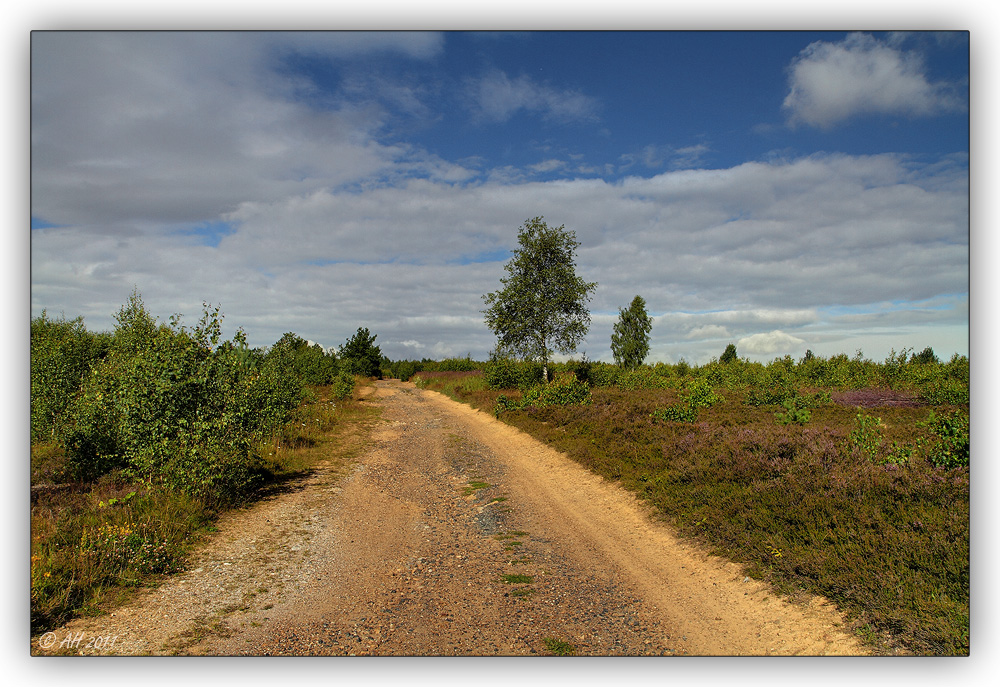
[501,573,534,584]
[462,480,491,496]
[542,637,577,656]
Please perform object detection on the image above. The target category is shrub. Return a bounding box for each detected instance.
[485,356,544,390]
[616,366,673,391]
[686,377,724,408]
[587,362,621,388]
[485,356,519,390]
[493,373,591,415]
[919,379,969,406]
[331,371,356,400]
[650,403,698,423]
[31,312,112,443]
[59,294,303,503]
[918,410,970,469]
[774,396,812,426]
[649,378,723,424]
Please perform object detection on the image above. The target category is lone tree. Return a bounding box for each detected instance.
[611,295,653,370]
[482,217,597,382]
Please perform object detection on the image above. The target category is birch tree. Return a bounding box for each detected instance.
[482,217,597,382]
[611,295,653,370]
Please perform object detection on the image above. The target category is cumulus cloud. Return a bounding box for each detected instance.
[738,330,806,356]
[783,32,966,129]
[466,69,600,124]
[32,148,967,362]
[30,32,448,229]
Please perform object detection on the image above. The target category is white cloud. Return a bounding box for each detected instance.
[32,149,967,363]
[530,159,567,174]
[783,32,966,129]
[30,32,449,229]
[466,69,600,124]
[738,330,806,356]
[685,325,730,340]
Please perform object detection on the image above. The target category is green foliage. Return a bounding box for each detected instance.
[775,395,812,426]
[542,637,577,656]
[918,410,970,469]
[482,217,598,376]
[388,359,422,382]
[331,371,356,400]
[720,343,738,364]
[918,379,969,406]
[57,293,304,501]
[494,373,592,416]
[650,403,698,423]
[611,295,653,370]
[650,377,723,424]
[340,327,383,378]
[686,377,724,408]
[31,312,112,443]
[616,365,673,391]
[267,332,339,385]
[848,412,885,462]
[586,362,621,388]
[485,355,544,390]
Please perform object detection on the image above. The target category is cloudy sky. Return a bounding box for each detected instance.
[30,29,970,364]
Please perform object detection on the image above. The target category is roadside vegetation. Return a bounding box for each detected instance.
[407,347,970,656]
[31,292,378,633]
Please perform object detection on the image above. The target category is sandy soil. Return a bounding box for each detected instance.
[33,380,866,656]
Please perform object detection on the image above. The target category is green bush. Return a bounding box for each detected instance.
[587,362,621,388]
[493,373,591,415]
[918,410,970,469]
[485,356,544,390]
[848,412,885,462]
[58,293,303,503]
[31,312,111,443]
[686,377,724,408]
[774,396,812,426]
[331,371,356,400]
[616,366,673,391]
[267,333,338,386]
[919,379,969,406]
[650,403,698,423]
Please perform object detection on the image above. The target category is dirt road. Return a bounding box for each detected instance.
[35,380,865,656]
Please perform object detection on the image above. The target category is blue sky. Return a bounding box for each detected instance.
[30,28,970,364]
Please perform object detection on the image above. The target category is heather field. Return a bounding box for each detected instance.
[410,352,970,656]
